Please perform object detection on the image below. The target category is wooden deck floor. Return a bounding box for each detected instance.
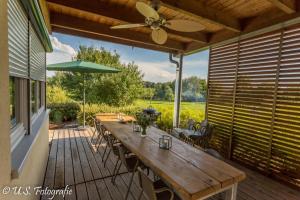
[42,128,300,200]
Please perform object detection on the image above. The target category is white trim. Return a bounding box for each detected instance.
[196,183,238,200]
[10,123,26,152]
[31,106,44,125]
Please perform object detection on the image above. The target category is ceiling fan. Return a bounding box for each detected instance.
[110,0,204,45]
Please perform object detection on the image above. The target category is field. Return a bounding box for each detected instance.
[134,100,206,129]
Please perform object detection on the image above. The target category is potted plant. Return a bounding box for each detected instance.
[135,112,152,137]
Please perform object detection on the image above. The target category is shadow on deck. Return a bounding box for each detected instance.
[42,127,300,200]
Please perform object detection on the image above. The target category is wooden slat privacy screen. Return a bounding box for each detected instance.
[208,25,300,187]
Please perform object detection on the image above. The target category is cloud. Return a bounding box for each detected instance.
[46,36,77,77]
[50,36,76,55]
[121,57,208,82]
[122,58,176,82]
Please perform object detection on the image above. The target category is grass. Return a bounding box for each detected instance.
[134,100,206,129]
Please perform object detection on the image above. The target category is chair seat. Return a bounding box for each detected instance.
[154,180,181,200]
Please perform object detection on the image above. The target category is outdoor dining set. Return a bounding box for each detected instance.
[89,112,245,200]
[91,113,179,200]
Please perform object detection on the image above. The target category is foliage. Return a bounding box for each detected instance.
[140,87,155,101]
[135,112,153,135]
[151,83,174,101]
[134,100,205,130]
[46,85,73,104]
[182,76,207,101]
[48,102,80,123]
[144,76,207,102]
[48,46,144,106]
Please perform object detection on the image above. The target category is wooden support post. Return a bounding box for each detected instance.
[205,48,211,120]
[267,29,284,171]
[228,41,240,159]
[171,54,183,128]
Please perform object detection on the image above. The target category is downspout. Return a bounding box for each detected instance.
[169,53,183,128]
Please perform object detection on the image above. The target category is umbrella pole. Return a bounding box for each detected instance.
[83,73,86,128]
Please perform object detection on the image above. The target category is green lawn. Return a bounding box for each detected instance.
[134,100,206,129]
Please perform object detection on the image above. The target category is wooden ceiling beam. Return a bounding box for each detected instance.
[46,0,207,44]
[266,0,296,14]
[160,0,241,32]
[185,9,300,54]
[50,12,185,53]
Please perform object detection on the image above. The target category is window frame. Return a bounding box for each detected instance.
[9,76,28,152]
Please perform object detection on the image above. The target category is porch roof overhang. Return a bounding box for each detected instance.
[40,0,300,55]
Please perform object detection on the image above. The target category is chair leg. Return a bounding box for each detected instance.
[138,190,143,200]
[101,142,108,161]
[91,127,97,141]
[112,160,122,184]
[111,158,120,183]
[104,148,111,167]
[95,135,104,150]
[125,160,139,200]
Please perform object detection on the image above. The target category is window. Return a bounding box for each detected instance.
[31,80,37,115]
[9,76,28,151]
[39,81,42,108]
[9,77,17,128]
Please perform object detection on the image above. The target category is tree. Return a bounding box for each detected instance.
[164,85,174,101]
[48,46,144,106]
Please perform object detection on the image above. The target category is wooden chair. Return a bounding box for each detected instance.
[137,167,176,200]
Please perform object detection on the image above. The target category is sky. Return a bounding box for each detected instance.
[47,32,209,83]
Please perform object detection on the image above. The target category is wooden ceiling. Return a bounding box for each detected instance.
[41,0,300,54]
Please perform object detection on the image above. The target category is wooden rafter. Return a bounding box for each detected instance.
[267,0,296,14]
[50,13,185,53]
[186,7,300,54]
[160,0,241,32]
[47,0,207,44]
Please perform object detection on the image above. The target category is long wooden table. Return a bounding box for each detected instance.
[97,114,246,200]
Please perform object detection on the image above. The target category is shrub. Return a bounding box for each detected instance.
[48,102,81,123]
[47,86,73,104]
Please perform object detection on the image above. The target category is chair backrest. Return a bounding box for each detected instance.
[138,167,157,200]
[187,119,195,130]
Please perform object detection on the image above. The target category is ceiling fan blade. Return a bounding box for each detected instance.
[151,28,168,45]
[136,1,159,20]
[165,19,204,32]
[111,23,147,29]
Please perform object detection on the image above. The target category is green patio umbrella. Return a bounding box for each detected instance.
[47,60,120,129]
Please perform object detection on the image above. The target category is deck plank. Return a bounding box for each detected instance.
[70,129,85,184]
[78,130,103,180]
[76,183,88,200]
[65,129,75,186]
[86,181,101,200]
[43,127,300,200]
[54,129,65,189]
[65,185,77,200]
[43,130,58,189]
[74,130,94,182]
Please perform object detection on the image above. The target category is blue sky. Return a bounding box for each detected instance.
[47,32,209,82]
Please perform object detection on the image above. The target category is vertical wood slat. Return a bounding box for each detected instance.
[208,24,300,187]
[228,40,240,159]
[207,43,238,156]
[267,29,284,171]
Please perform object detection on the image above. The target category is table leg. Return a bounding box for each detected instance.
[225,183,238,200]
